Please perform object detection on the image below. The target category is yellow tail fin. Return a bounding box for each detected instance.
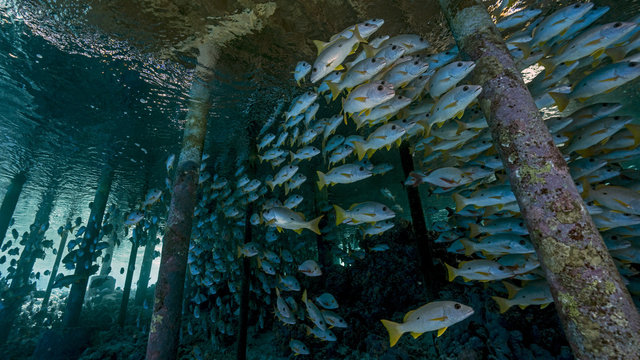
[605,47,627,63]
[459,238,476,256]
[266,180,275,192]
[538,58,556,75]
[444,263,458,282]
[317,171,327,190]
[306,215,323,235]
[327,81,342,101]
[313,39,329,55]
[502,281,521,300]
[468,223,481,238]
[353,141,367,161]
[548,92,570,112]
[380,319,404,347]
[284,183,290,195]
[625,123,640,147]
[452,192,467,212]
[333,205,347,225]
[491,296,512,314]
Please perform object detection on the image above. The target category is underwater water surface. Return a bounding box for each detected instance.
[0,0,639,359]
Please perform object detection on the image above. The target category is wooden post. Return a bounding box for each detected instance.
[146,43,217,360]
[135,223,158,306]
[118,226,140,327]
[41,218,73,311]
[0,171,27,248]
[437,1,640,358]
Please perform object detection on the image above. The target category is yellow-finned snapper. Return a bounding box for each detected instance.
[549,62,640,112]
[346,35,390,68]
[262,206,322,235]
[563,115,633,155]
[364,43,406,66]
[343,80,395,120]
[298,128,319,146]
[304,102,320,127]
[165,153,175,173]
[381,56,430,88]
[424,47,459,70]
[539,21,637,73]
[290,146,320,162]
[285,173,307,195]
[322,310,347,328]
[399,73,431,101]
[317,70,344,95]
[595,124,640,152]
[380,301,474,347]
[298,260,322,277]
[496,9,542,31]
[293,61,311,85]
[460,234,534,257]
[469,218,528,238]
[427,61,476,98]
[334,201,395,225]
[273,131,288,148]
[491,280,553,313]
[607,31,640,62]
[327,57,388,100]
[284,194,303,209]
[289,339,310,356]
[378,34,429,55]
[259,148,285,163]
[279,275,300,291]
[329,144,354,166]
[583,183,640,215]
[592,209,640,230]
[445,259,515,282]
[125,211,144,226]
[453,185,516,212]
[284,91,317,121]
[519,2,594,56]
[305,325,337,342]
[406,167,472,189]
[142,189,162,207]
[362,221,394,238]
[316,163,372,189]
[313,19,385,54]
[324,135,345,156]
[562,102,622,134]
[315,293,338,309]
[353,123,406,160]
[266,165,298,191]
[429,85,482,128]
[257,133,276,151]
[497,254,540,275]
[353,95,412,129]
[310,26,368,83]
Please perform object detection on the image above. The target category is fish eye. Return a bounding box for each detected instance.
[614,116,620,120]
[391,125,397,130]
[457,62,463,67]
[454,303,461,309]
[519,240,525,245]
[629,62,638,67]
[392,45,398,50]
[414,60,419,65]
[499,266,505,270]
[463,85,469,91]
[481,165,487,169]
[614,22,622,28]
[446,51,451,55]
[359,166,364,171]
[371,58,376,62]
[365,22,371,26]
[312,67,317,72]
[419,37,424,41]
[382,206,387,211]
[378,85,384,91]
[574,3,580,7]
[612,235,618,240]
[589,158,594,162]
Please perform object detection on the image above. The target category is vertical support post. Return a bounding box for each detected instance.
[146,43,217,360]
[118,229,140,327]
[437,1,640,358]
[99,231,117,277]
[398,143,437,296]
[0,171,27,248]
[0,187,55,344]
[63,163,114,327]
[135,223,158,306]
[41,219,72,311]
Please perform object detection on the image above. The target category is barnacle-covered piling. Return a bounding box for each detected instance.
[437,0,640,358]
[0,171,27,248]
[146,43,217,360]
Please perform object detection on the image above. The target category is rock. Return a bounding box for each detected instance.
[32,328,92,360]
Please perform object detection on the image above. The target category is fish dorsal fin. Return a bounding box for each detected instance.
[313,40,329,55]
[410,332,423,339]
[437,327,448,337]
[348,203,359,210]
[295,211,306,220]
[403,309,416,322]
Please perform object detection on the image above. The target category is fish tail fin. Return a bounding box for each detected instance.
[454,119,468,134]
[625,123,640,147]
[502,281,521,300]
[302,289,307,304]
[266,180,275,192]
[514,42,532,59]
[313,40,328,55]
[460,238,476,256]
[353,141,367,161]
[538,58,556,74]
[491,296,512,314]
[306,215,323,235]
[333,204,347,225]
[452,192,467,212]
[284,183,290,195]
[445,263,458,282]
[327,81,341,101]
[290,151,296,163]
[316,171,327,190]
[237,246,243,258]
[380,319,404,347]
[363,43,376,58]
[549,92,570,112]
[605,47,627,63]
[468,223,480,238]
[258,155,264,163]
